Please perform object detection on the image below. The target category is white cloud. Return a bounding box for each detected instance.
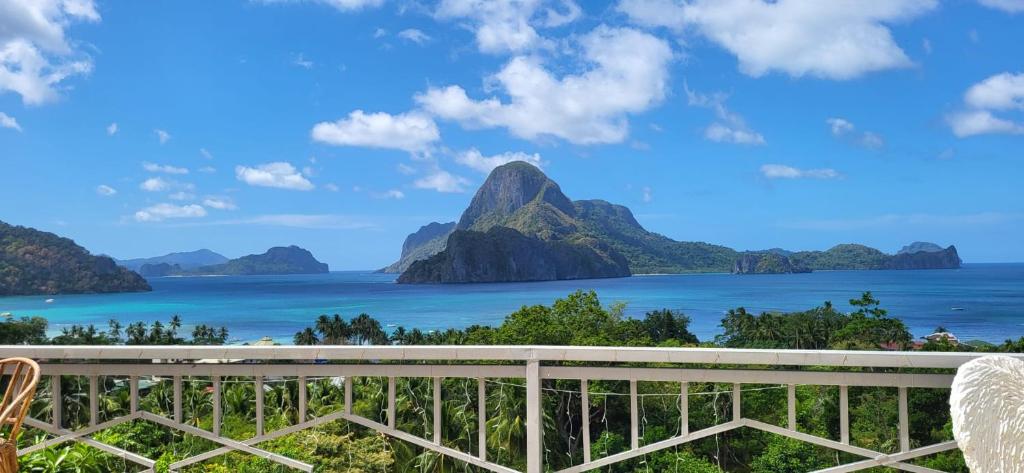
[782,211,1023,231]
[396,163,416,175]
[686,85,765,145]
[293,53,314,68]
[977,0,1024,13]
[642,186,652,202]
[324,183,340,192]
[0,112,21,131]
[317,0,384,11]
[372,189,406,199]
[398,28,431,44]
[140,177,170,192]
[134,203,207,222]
[416,25,672,145]
[209,214,375,230]
[760,164,841,180]
[826,117,855,136]
[154,129,171,144]
[0,0,98,104]
[235,162,315,191]
[374,28,387,38]
[200,148,213,159]
[95,184,116,196]
[258,0,384,11]
[202,196,237,210]
[825,117,885,149]
[168,191,195,201]
[455,148,543,173]
[311,110,440,153]
[106,122,117,135]
[198,166,216,173]
[139,177,194,193]
[436,0,582,54]
[964,72,1024,110]
[619,0,936,80]
[921,38,932,54]
[414,169,470,193]
[947,110,1024,137]
[703,124,764,145]
[143,162,189,174]
[947,72,1024,137]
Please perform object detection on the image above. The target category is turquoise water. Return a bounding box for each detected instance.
[1,263,1022,343]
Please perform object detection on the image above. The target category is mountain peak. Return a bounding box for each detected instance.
[457,161,575,229]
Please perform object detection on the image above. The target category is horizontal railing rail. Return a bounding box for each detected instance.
[1,345,1019,368]
[3,345,1010,473]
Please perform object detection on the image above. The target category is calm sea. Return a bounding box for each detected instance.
[1,263,1022,344]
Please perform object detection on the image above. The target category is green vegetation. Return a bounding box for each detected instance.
[7,291,1022,472]
[0,220,150,296]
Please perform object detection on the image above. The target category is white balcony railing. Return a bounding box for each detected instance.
[2,345,1019,473]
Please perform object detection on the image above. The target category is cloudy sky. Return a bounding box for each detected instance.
[2,0,1023,268]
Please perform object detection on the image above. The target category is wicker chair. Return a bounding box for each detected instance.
[0,358,40,473]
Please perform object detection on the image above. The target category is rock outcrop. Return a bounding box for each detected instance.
[398,227,630,283]
[380,222,455,273]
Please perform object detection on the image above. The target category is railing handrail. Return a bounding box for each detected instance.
[1,345,1019,368]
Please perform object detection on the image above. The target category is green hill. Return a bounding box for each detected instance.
[0,221,151,296]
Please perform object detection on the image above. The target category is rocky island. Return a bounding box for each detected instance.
[392,162,962,284]
[119,246,329,276]
[0,221,151,296]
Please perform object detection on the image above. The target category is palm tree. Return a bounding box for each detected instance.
[294,327,319,345]
[315,314,350,345]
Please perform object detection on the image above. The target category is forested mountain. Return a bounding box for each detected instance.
[0,221,150,296]
[397,162,960,283]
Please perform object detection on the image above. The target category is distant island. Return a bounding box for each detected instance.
[120,246,329,277]
[0,220,151,296]
[392,162,961,284]
[117,249,229,275]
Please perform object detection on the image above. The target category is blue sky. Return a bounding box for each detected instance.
[1,0,1023,269]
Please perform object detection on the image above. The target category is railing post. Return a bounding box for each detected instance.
[581,378,591,463]
[51,375,61,429]
[840,385,849,444]
[629,379,639,450]
[899,387,910,452]
[212,375,221,437]
[344,376,352,414]
[478,377,487,461]
[298,376,307,423]
[255,376,264,437]
[433,377,442,444]
[129,376,138,414]
[732,383,741,421]
[787,384,796,431]
[387,376,396,429]
[89,375,98,427]
[680,381,689,437]
[173,375,183,424]
[526,359,542,473]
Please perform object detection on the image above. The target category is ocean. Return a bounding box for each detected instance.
[1,263,1022,344]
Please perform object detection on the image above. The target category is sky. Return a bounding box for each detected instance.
[1,0,1023,269]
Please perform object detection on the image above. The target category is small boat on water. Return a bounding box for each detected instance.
[951,307,966,311]
[45,298,55,304]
